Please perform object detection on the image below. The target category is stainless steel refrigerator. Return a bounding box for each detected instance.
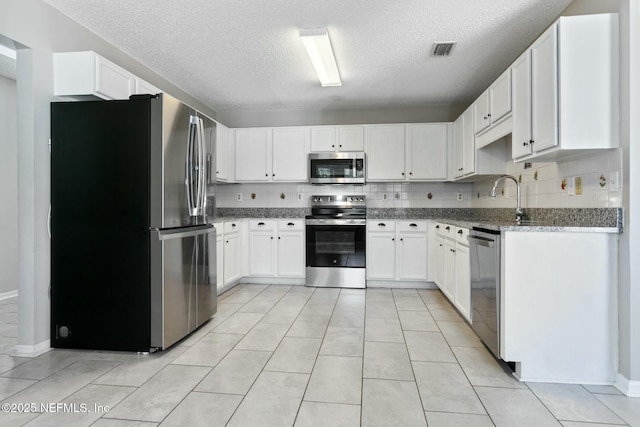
[51,93,217,352]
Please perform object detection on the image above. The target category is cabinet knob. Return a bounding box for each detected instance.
[339,144,342,147]
[523,141,528,146]
[445,226,450,231]
[392,238,395,241]
[488,113,492,117]
[270,236,274,239]
[232,223,236,227]
[401,172,405,176]
[435,225,440,229]
[530,139,535,145]
[272,174,275,177]
[409,172,413,176]
[278,236,281,239]
[400,238,403,241]
[378,223,386,227]
[331,144,335,147]
[265,173,268,177]
[458,229,463,235]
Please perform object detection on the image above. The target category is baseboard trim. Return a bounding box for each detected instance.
[240,277,305,285]
[615,373,640,397]
[0,290,18,301]
[366,280,438,289]
[15,340,52,358]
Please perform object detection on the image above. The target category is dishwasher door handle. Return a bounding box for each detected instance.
[468,235,495,248]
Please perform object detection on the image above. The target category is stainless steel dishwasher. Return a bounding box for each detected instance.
[468,227,501,358]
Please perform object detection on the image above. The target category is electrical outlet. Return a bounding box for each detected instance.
[297,193,303,201]
[575,176,583,195]
[457,193,463,201]
[567,177,576,196]
[382,193,388,200]
[236,193,242,201]
[610,172,619,192]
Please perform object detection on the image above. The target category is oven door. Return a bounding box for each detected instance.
[306,220,366,268]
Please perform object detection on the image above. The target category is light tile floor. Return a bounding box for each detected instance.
[0,285,639,426]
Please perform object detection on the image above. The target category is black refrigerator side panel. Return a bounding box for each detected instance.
[51,98,152,351]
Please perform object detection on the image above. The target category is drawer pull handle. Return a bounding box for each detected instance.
[435,225,440,229]
[258,222,265,226]
[287,222,295,226]
[231,223,236,228]
[409,223,417,227]
[458,229,463,235]
[445,226,450,231]
[378,223,386,227]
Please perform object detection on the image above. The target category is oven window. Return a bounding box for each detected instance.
[316,231,355,254]
[306,224,365,268]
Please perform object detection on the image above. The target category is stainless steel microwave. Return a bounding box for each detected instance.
[309,152,365,184]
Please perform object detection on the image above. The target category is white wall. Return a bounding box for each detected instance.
[0,75,18,296]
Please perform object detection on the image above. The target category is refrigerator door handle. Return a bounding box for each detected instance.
[186,115,198,216]
[197,117,206,214]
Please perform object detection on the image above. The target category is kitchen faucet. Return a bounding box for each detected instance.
[490,175,524,223]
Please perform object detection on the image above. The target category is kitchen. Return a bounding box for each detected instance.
[1,0,640,426]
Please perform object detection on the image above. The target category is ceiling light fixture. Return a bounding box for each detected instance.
[299,28,341,87]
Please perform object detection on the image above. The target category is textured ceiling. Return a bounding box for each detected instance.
[43,0,572,113]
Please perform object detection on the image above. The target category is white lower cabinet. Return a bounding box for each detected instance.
[223,221,242,286]
[367,220,428,283]
[213,223,224,292]
[248,219,304,279]
[434,222,470,321]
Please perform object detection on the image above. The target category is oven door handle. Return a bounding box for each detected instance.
[306,218,366,226]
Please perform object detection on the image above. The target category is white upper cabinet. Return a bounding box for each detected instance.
[310,125,365,152]
[473,90,491,134]
[406,123,448,180]
[234,127,308,182]
[511,13,619,161]
[366,125,406,181]
[453,107,475,179]
[473,69,511,135]
[367,123,450,182]
[215,122,230,182]
[272,127,310,181]
[54,51,160,100]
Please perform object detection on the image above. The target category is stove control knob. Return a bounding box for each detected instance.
[360,197,365,202]
[348,197,353,202]
[312,198,317,203]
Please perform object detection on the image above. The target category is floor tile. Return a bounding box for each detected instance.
[426,304,464,322]
[222,288,264,304]
[171,332,242,366]
[365,302,398,319]
[104,365,210,423]
[265,337,321,374]
[476,386,562,427]
[583,384,624,395]
[394,296,428,311]
[319,327,364,357]
[418,289,448,304]
[335,293,366,310]
[404,331,456,362]
[294,401,360,427]
[329,308,365,328]
[437,320,483,347]
[234,322,289,351]
[212,312,264,334]
[361,378,427,426]
[91,420,158,427]
[1,350,80,380]
[0,355,29,375]
[392,288,420,296]
[413,361,486,415]
[425,411,495,427]
[300,302,336,316]
[158,391,242,427]
[0,411,39,427]
[238,298,280,314]
[227,371,309,427]
[365,318,404,343]
[528,382,625,424]
[398,310,439,332]
[287,315,330,338]
[0,376,37,400]
[365,288,393,303]
[560,422,630,427]
[276,293,312,308]
[304,355,362,404]
[451,346,526,388]
[595,394,640,426]
[261,306,302,325]
[363,341,413,380]
[194,349,271,395]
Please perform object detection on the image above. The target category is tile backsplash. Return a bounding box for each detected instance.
[472,148,623,209]
[216,148,622,210]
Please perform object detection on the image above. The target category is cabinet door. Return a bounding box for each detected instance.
[216,234,224,292]
[278,232,305,277]
[443,239,456,300]
[531,24,559,153]
[453,244,471,321]
[434,235,445,289]
[406,124,448,180]
[272,127,309,181]
[216,122,230,181]
[366,125,406,181]
[398,233,428,280]
[367,232,396,279]
[95,56,134,100]
[249,231,276,276]
[310,126,337,152]
[337,126,365,151]
[224,233,240,284]
[473,90,491,133]
[134,78,160,95]
[489,69,512,123]
[462,107,475,175]
[511,51,533,159]
[453,116,465,178]
[234,129,271,181]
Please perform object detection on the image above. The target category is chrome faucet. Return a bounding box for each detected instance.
[491,175,524,223]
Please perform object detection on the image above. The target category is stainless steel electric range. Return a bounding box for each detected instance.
[305,195,366,288]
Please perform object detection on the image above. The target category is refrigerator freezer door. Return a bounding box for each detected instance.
[150,225,217,349]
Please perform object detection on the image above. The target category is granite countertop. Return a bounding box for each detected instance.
[431,218,621,233]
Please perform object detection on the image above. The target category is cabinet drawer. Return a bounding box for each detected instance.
[455,227,470,245]
[224,221,241,233]
[397,221,427,232]
[368,220,396,232]
[249,220,276,231]
[278,220,304,231]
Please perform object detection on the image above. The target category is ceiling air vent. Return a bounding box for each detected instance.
[431,42,457,57]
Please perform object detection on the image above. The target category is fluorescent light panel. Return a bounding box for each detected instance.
[300,28,341,87]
